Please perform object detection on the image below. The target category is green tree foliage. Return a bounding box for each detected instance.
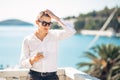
[68,7,120,33]
[50,22,62,29]
[86,10,97,17]
[108,9,120,32]
[77,44,120,80]
[74,18,85,33]
[84,18,96,30]
[84,18,106,30]
[64,16,76,20]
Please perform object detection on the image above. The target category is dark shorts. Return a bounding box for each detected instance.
[27,70,59,80]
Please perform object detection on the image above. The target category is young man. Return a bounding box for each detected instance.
[20,9,76,80]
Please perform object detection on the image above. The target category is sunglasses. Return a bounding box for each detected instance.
[38,19,52,27]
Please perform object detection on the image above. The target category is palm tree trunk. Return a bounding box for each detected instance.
[107,68,112,80]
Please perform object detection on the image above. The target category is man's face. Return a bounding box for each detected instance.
[37,16,51,33]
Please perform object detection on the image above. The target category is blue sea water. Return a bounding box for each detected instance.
[0,26,120,70]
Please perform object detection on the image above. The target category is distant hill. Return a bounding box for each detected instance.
[0,19,33,26]
[64,7,120,33]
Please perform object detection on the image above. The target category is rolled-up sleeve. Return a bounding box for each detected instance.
[20,38,32,68]
[56,19,76,40]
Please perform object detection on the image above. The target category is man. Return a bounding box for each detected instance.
[20,9,76,80]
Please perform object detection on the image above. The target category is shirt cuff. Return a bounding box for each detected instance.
[59,19,76,33]
[21,58,32,68]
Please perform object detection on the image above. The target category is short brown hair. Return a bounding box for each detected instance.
[37,11,50,20]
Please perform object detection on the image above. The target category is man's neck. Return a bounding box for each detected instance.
[35,30,47,41]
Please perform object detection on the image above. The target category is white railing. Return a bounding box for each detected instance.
[0,67,99,80]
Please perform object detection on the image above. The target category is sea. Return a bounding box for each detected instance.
[0,26,120,70]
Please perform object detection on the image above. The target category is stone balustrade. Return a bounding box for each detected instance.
[0,67,99,80]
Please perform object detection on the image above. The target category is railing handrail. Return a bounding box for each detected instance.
[0,67,99,80]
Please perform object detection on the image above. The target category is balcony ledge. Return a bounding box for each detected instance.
[0,67,99,80]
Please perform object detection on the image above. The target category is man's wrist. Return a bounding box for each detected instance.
[56,17,60,21]
[30,58,34,65]
[53,16,60,22]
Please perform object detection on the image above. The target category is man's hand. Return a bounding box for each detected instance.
[30,52,44,65]
[44,9,60,21]
[44,9,66,28]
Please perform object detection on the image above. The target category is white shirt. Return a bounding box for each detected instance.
[20,19,76,72]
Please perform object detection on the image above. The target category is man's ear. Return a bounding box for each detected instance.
[36,20,39,25]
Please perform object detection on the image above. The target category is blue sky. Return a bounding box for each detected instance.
[0,0,119,23]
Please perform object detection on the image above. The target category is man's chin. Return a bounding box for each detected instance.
[44,30,49,34]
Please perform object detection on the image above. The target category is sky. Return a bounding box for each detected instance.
[0,0,119,23]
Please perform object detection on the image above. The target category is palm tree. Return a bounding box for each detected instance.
[77,44,120,80]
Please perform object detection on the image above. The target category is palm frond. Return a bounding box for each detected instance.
[92,44,107,59]
[84,51,98,60]
[77,43,120,80]
[76,62,94,69]
[112,74,120,80]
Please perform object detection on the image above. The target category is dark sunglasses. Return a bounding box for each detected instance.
[38,19,52,27]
